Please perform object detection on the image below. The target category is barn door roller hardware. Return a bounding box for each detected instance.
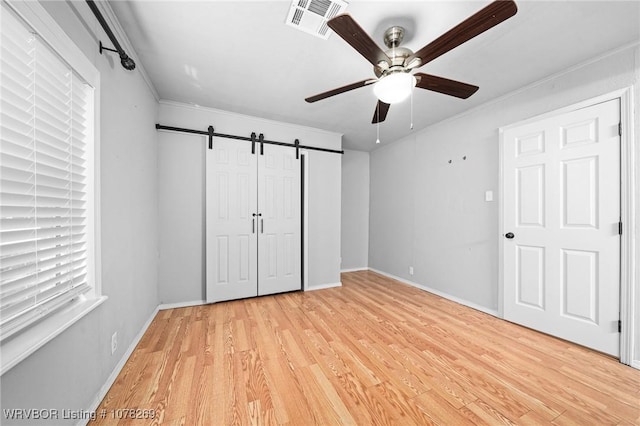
[155,124,344,156]
[86,0,136,71]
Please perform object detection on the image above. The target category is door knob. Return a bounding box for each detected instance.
[505,232,515,239]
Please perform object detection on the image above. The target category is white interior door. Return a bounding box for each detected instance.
[206,139,258,303]
[257,143,301,295]
[502,99,621,356]
[206,140,302,302]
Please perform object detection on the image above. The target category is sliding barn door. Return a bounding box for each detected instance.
[257,144,301,295]
[502,99,621,356]
[206,139,258,303]
[206,140,301,303]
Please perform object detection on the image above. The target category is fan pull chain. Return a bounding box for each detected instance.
[376,105,381,144]
[410,80,414,130]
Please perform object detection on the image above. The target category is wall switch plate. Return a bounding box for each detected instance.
[409,266,414,275]
[485,190,494,202]
[111,332,118,355]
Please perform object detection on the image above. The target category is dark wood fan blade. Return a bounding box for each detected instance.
[372,100,390,124]
[328,14,391,67]
[407,0,517,68]
[305,79,376,103]
[415,73,479,99]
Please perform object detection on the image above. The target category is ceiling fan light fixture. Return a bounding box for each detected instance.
[373,72,416,104]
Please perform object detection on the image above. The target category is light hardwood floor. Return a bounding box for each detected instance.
[92,271,640,425]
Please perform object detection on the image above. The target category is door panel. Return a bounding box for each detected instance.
[258,144,301,296]
[516,245,545,310]
[516,164,545,227]
[503,99,620,356]
[561,249,597,323]
[206,139,258,303]
[562,157,598,228]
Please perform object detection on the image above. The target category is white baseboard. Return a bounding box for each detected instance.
[305,282,342,291]
[159,299,207,310]
[368,268,499,317]
[631,360,640,370]
[340,267,369,273]
[82,305,159,426]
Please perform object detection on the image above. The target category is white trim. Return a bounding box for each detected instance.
[341,267,369,273]
[498,88,637,366]
[94,1,159,101]
[83,305,160,426]
[305,282,342,291]
[498,126,506,318]
[5,0,99,87]
[618,87,636,367]
[368,268,499,317]
[499,89,633,130]
[0,297,106,376]
[158,300,207,310]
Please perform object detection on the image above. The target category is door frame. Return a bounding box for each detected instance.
[498,87,636,365]
[301,150,310,291]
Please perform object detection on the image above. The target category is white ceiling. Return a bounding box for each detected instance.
[110,1,640,151]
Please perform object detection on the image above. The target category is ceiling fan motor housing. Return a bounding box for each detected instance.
[375,47,413,77]
[374,26,415,77]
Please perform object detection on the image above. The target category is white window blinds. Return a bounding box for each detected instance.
[0,7,94,341]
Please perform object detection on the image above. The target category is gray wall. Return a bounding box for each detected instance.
[0,2,159,424]
[341,150,370,271]
[369,45,640,362]
[157,102,342,304]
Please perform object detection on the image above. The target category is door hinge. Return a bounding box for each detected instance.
[619,221,623,235]
[618,319,622,333]
[618,122,622,136]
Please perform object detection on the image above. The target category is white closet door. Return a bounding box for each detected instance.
[257,144,301,295]
[206,139,258,303]
[503,98,620,356]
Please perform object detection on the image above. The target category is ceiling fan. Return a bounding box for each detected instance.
[305,0,518,124]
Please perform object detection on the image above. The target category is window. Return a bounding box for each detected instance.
[0,0,102,373]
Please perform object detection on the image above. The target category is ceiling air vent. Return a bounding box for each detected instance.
[286,0,348,40]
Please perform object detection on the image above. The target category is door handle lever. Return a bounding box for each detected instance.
[505,232,515,239]
[252,213,257,234]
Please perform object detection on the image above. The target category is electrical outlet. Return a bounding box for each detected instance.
[111,332,117,355]
[409,266,414,275]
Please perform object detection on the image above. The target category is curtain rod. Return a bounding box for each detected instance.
[155,124,344,156]
[86,0,136,71]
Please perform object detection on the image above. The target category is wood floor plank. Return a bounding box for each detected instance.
[261,357,295,425]
[90,271,640,425]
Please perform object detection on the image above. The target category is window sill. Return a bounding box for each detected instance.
[0,295,107,375]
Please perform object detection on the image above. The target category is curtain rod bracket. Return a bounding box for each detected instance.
[99,41,118,55]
